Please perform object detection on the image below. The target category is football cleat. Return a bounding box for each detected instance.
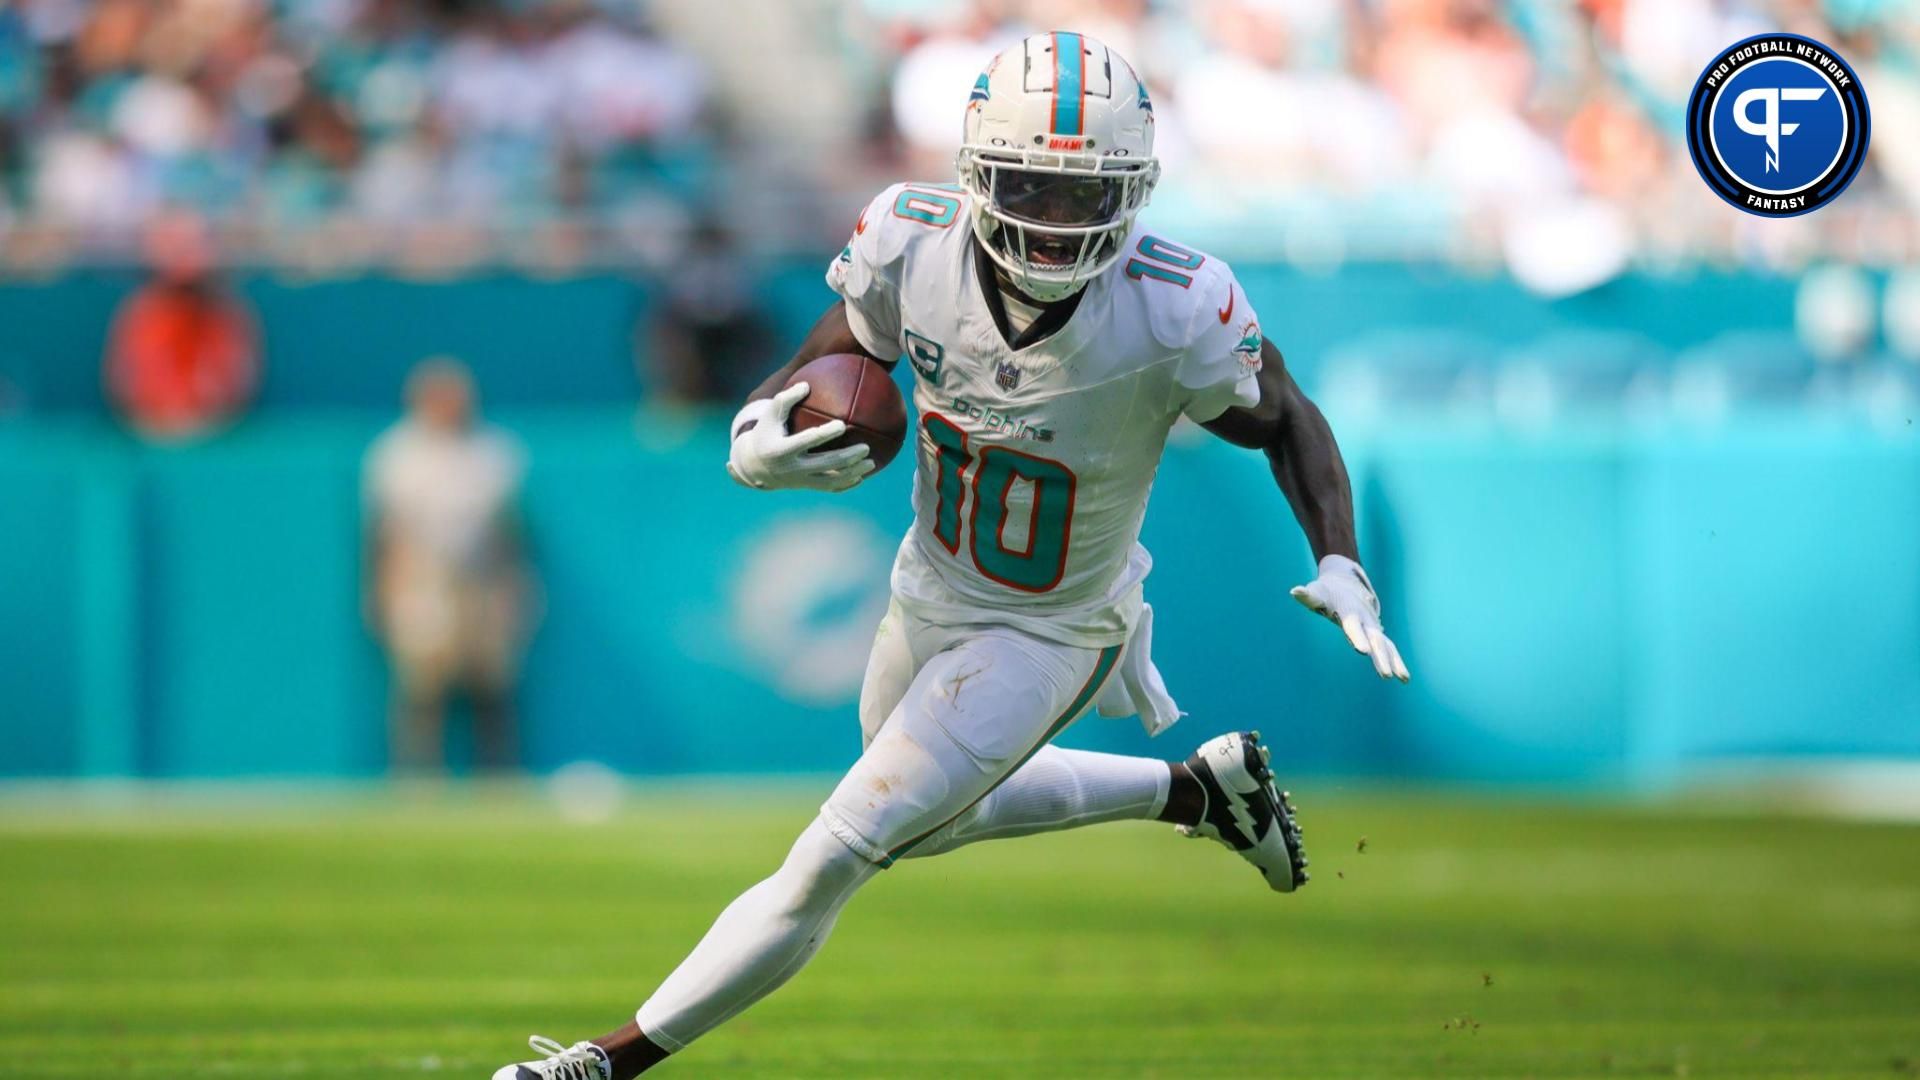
[1178,730,1309,892]
[492,1036,611,1080]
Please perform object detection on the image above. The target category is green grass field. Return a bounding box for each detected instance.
[2,785,1916,1078]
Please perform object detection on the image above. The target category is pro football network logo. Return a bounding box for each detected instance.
[1686,33,1869,218]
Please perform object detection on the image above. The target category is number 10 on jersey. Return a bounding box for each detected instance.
[922,413,1077,593]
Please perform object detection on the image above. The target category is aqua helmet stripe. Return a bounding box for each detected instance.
[1050,31,1084,135]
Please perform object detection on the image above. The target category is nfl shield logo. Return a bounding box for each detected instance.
[995,361,1021,391]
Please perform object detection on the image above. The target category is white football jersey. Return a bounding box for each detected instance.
[827,182,1264,648]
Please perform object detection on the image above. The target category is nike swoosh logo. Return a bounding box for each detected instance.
[1218,290,1235,324]
[854,206,869,236]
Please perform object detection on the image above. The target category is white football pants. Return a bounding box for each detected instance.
[633,603,1172,1051]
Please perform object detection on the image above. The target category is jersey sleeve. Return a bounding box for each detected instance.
[1174,261,1264,422]
[824,185,909,361]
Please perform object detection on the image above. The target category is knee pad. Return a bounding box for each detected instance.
[772,816,879,911]
[819,725,955,865]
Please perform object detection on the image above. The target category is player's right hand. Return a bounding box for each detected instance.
[726,382,876,493]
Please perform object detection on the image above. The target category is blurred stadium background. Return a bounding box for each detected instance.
[2,0,1916,784]
[2,0,1918,1076]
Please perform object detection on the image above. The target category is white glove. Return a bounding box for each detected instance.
[1290,554,1410,682]
[725,381,877,493]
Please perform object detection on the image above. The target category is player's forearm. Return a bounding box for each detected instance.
[1267,389,1358,564]
[745,302,878,404]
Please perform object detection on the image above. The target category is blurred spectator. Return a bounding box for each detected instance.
[2,0,712,263]
[104,211,258,439]
[645,217,773,405]
[0,0,1911,273]
[364,358,531,774]
[1796,264,1878,364]
[855,0,1919,275]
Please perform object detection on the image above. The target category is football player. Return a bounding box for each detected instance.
[497,31,1408,1079]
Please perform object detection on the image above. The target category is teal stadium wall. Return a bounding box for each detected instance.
[1,264,1915,781]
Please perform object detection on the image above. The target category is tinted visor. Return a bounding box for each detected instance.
[989,167,1123,227]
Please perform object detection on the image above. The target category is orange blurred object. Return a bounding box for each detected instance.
[105,283,259,438]
[105,215,258,439]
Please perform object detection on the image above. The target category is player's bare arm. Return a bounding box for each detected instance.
[741,300,885,404]
[1202,338,1355,560]
[1204,338,1411,682]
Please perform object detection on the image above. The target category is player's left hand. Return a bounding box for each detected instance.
[1290,554,1410,682]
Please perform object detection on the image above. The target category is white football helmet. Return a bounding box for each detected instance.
[958,31,1160,302]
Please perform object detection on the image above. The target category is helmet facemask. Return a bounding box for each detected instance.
[959,146,1158,303]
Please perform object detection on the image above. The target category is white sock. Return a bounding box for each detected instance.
[902,747,1171,859]
[634,816,878,1051]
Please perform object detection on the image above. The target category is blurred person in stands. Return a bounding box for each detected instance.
[104,212,259,440]
[645,216,772,405]
[364,358,532,775]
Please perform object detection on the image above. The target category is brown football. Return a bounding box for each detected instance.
[783,352,908,471]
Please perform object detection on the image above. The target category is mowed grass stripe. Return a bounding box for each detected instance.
[0,790,1914,1078]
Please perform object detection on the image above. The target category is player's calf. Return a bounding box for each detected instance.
[1175,731,1310,892]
